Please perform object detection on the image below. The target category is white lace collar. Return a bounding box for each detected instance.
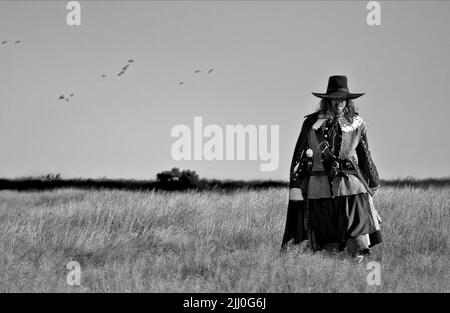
[312,115,363,133]
[339,115,363,132]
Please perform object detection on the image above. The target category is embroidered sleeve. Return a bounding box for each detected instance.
[356,129,380,188]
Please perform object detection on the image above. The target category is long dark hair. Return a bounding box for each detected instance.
[316,98,359,123]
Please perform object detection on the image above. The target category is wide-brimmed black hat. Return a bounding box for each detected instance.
[312,75,364,99]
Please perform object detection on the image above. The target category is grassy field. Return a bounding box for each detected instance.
[0,186,448,292]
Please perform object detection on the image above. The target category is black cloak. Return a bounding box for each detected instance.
[281,112,319,249]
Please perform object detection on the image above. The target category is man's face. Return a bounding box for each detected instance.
[330,99,346,114]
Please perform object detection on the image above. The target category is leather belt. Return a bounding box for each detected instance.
[309,165,374,197]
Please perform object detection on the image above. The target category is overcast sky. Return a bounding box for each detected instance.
[1,1,449,180]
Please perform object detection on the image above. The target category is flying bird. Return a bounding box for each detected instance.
[122,64,130,71]
[1,41,7,45]
[58,95,65,100]
[194,70,201,74]
[128,59,134,63]
[101,74,107,78]
[14,40,20,44]
[118,71,124,76]
[178,81,184,85]
[208,69,214,74]
[70,94,74,97]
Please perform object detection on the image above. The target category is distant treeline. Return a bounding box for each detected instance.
[0,172,449,192]
[0,177,288,192]
[380,177,450,188]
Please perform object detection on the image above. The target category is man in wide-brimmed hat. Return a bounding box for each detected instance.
[281,75,382,260]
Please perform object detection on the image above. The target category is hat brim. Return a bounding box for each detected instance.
[312,91,365,100]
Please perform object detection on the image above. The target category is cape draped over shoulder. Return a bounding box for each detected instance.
[282,112,319,248]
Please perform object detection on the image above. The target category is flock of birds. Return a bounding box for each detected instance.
[1,40,21,45]
[103,59,134,79]
[58,93,74,102]
[59,63,215,102]
[2,38,215,103]
[178,68,214,85]
[58,59,135,102]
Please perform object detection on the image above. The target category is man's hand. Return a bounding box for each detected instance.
[370,185,380,195]
[289,188,304,201]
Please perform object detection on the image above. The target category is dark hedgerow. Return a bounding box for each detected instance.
[0,171,448,192]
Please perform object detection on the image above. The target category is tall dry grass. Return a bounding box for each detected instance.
[0,186,448,292]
